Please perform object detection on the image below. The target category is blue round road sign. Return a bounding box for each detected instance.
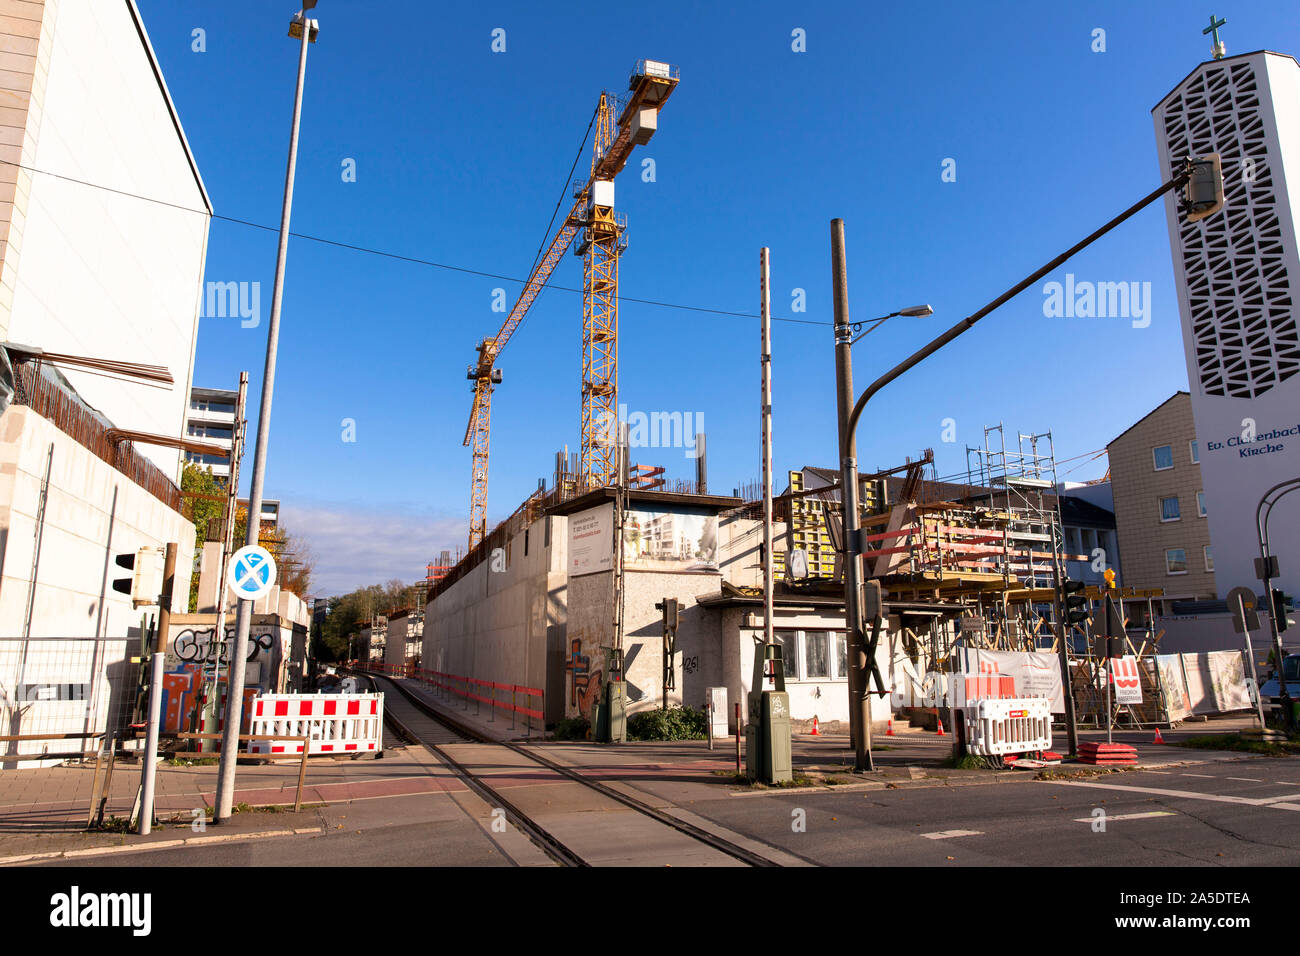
[228,545,277,600]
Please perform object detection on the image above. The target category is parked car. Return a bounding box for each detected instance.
[1259,653,1300,723]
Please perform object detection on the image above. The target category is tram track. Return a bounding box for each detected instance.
[361,671,781,867]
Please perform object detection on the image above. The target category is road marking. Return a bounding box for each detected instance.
[1180,773,1213,778]
[1044,780,1300,810]
[921,829,983,840]
[1073,810,1175,823]
[1227,777,1264,783]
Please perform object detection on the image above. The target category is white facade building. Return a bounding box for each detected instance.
[0,1,211,764]
[1153,50,1300,600]
[185,386,236,480]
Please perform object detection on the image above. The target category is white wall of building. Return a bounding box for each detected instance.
[0,406,192,637]
[6,0,210,478]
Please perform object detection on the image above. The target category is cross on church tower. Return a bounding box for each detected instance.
[1203,14,1227,60]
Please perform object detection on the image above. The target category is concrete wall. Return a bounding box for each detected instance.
[0,406,192,637]
[619,568,725,716]
[425,513,567,721]
[384,613,408,673]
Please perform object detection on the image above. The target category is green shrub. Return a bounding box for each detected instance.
[627,706,707,741]
[552,717,590,741]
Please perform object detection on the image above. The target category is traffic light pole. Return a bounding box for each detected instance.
[836,163,1205,771]
[1256,478,1300,731]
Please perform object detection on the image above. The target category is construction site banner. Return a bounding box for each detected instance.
[568,503,613,577]
[1156,654,1193,721]
[1181,650,1251,714]
[960,649,1064,714]
[622,506,718,573]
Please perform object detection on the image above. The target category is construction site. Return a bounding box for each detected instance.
[377,58,1259,744]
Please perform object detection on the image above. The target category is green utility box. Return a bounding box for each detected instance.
[593,681,627,743]
[745,640,793,784]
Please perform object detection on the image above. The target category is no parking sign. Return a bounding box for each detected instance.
[227,545,277,601]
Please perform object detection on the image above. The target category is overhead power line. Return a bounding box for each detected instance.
[0,159,828,328]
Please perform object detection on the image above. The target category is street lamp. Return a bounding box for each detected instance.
[850,305,933,345]
[833,154,1224,773]
[214,2,320,824]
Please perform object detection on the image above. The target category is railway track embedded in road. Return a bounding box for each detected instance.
[362,672,780,868]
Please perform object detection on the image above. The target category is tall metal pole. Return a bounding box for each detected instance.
[137,651,164,835]
[215,9,314,823]
[1256,479,1300,731]
[831,220,871,770]
[760,249,774,652]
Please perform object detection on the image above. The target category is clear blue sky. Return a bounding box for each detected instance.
[135,1,1299,595]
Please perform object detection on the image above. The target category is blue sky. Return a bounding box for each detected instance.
[135,1,1300,595]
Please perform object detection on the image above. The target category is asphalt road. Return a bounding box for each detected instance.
[660,757,1300,866]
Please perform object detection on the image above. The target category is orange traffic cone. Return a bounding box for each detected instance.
[936,716,946,737]
[886,719,895,737]
[1153,727,1165,744]
[810,715,820,736]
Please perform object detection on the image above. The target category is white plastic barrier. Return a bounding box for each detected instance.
[247,693,384,755]
[963,697,1051,756]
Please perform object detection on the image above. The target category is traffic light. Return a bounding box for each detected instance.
[1062,580,1089,625]
[1185,153,1224,223]
[655,598,679,631]
[1272,588,1291,634]
[112,547,165,608]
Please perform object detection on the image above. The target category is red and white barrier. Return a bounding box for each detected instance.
[963,697,1051,757]
[247,693,384,755]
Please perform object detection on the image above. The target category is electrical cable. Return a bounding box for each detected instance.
[0,159,827,327]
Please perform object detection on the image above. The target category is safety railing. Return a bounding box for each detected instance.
[359,662,543,736]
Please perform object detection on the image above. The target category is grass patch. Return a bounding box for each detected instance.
[1035,766,1124,780]
[93,815,133,833]
[1173,732,1300,756]
[938,753,999,770]
[165,756,220,766]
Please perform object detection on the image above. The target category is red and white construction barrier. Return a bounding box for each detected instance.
[963,696,1052,757]
[247,693,384,755]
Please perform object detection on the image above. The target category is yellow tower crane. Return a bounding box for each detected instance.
[463,59,679,549]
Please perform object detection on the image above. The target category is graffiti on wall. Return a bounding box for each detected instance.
[172,627,274,666]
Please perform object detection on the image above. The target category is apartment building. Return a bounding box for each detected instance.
[185,385,236,479]
[1108,392,1216,611]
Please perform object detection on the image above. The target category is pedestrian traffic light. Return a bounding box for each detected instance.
[112,547,165,608]
[1273,588,1292,634]
[1185,153,1224,222]
[1062,580,1089,625]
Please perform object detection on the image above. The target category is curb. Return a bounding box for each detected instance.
[0,826,321,866]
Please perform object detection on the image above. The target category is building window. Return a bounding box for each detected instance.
[1204,546,1214,572]
[1153,445,1173,471]
[836,632,847,679]
[1189,440,1200,464]
[776,630,799,681]
[1160,496,1181,521]
[804,631,830,679]
[1196,491,1206,517]
[1166,548,1188,574]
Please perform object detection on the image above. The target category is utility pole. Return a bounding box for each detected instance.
[831,220,871,770]
[760,248,775,653]
[215,2,318,823]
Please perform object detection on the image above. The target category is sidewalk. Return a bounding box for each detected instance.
[0,733,469,863]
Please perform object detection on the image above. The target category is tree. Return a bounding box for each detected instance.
[179,462,314,607]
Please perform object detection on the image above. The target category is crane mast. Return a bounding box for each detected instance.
[463,60,679,550]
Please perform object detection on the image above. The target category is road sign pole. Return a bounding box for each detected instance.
[214,8,313,823]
